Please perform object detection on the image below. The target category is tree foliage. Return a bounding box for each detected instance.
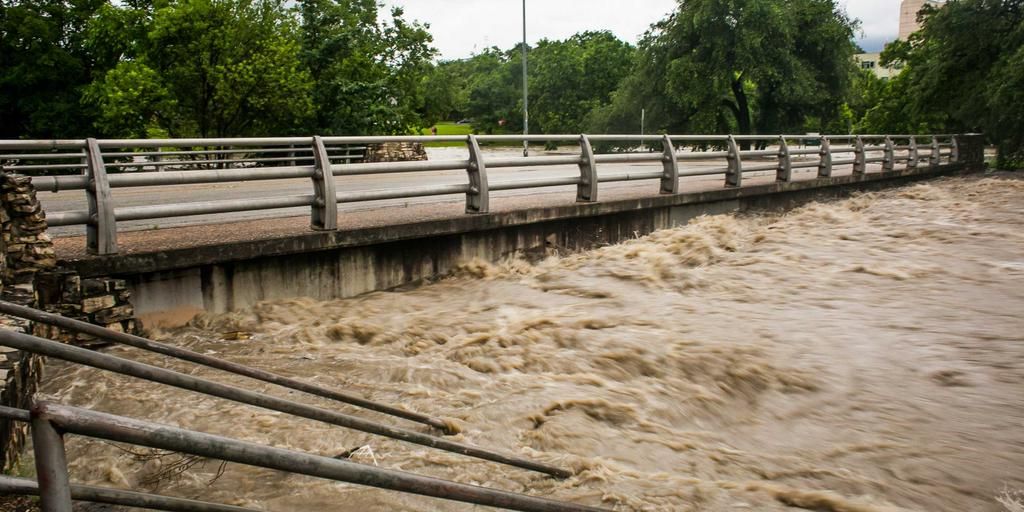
[86,0,313,138]
[868,0,1024,166]
[530,31,634,135]
[299,0,435,135]
[0,0,106,137]
[589,0,859,140]
[423,32,634,136]
[1,0,435,139]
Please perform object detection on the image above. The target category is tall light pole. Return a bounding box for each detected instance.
[521,0,529,157]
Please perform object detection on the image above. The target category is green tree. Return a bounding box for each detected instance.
[590,0,858,143]
[530,31,634,134]
[421,60,471,126]
[463,46,524,134]
[876,0,1024,167]
[85,0,313,138]
[299,0,435,135]
[0,0,107,137]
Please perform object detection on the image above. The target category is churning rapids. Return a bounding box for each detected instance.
[34,174,1024,512]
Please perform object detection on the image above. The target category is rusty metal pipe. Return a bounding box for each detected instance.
[31,416,72,512]
[0,301,451,433]
[0,329,572,478]
[0,405,30,422]
[35,402,606,512]
[0,476,260,512]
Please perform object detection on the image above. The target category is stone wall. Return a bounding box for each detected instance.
[0,173,55,471]
[364,142,428,163]
[34,271,138,347]
[1,175,56,302]
[0,172,141,471]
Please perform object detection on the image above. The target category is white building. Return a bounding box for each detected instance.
[855,53,901,80]
[855,0,942,80]
[900,0,943,40]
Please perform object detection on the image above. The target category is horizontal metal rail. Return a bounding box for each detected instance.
[0,301,454,432]
[0,475,259,512]
[680,167,729,177]
[0,329,571,478]
[487,155,583,168]
[114,195,315,221]
[337,183,470,203]
[0,132,960,255]
[676,150,729,160]
[98,138,314,148]
[27,403,607,512]
[105,157,317,168]
[490,176,580,191]
[2,163,87,172]
[106,166,315,187]
[598,170,664,182]
[331,159,468,175]
[0,152,86,160]
[0,405,30,422]
[102,147,364,158]
[593,153,664,164]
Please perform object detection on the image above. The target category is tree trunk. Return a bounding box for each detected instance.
[731,78,752,150]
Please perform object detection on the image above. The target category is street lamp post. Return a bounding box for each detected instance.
[522,0,529,157]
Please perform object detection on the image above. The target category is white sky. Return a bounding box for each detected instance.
[380,0,903,60]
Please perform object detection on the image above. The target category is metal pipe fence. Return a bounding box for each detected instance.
[0,404,607,512]
[0,300,454,432]
[0,133,961,255]
[0,328,571,478]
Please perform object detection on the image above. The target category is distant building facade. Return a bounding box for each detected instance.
[854,52,901,80]
[899,0,943,40]
[856,0,942,80]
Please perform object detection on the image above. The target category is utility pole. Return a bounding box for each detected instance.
[640,108,646,151]
[522,0,529,157]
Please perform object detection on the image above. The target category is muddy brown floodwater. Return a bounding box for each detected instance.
[34,174,1024,512]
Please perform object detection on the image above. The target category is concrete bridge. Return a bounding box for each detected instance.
[0,133,983,328]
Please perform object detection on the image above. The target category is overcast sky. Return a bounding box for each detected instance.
[379,0,901,60]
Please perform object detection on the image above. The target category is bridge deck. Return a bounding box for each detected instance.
[50,161,862,262]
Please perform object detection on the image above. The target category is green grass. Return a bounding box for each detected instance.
[418,122,473,147]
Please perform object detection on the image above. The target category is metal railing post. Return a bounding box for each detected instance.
[776,136,792,182]
[310,136,338,231]
[930,136,941,167]
[853,136,867,174]
[31,416,73,512]
[464,135,490,213]
[883,136,895,172]
[907,136,919,169]
[725,135,742,187]
[577,135,598,201]
[659,134,679,194]
[817,136,832,178]
[286,144,297,168]
[951,135,961,163]
[84,138,117,255]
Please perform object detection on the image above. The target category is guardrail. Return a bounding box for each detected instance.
[0,133,961,255]
[0,403,606,512]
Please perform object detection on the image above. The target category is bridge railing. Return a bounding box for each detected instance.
[0,133,961,255]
